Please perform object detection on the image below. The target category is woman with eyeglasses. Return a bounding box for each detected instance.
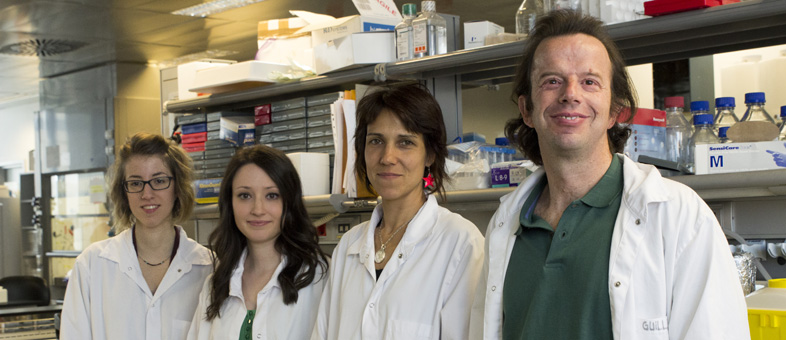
[61,132,212,340]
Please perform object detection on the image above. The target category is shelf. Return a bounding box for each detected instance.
[165,0,786,114]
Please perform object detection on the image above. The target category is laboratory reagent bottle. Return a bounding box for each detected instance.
[515,0,541,37]
[545,0,580,12]
[741,92,776,125]
[664,96,691,169]
[395,3,417,61]
[713,97,739,135]
[779,106,786,141]
[412,0,447,58]
[688,113,720,173]
[718,126,731,143]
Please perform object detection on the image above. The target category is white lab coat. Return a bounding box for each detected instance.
[188,250,327,340]
[312,195,484,340]
[60,226,213,340]
[469,155,750,340]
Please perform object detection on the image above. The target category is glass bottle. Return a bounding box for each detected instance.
[713,97,739,135]
[718,126,731,143]
[515,0,541,37]
[412,0,447,58]
[688,113,720,173]
[395,3,417,61]
[545,0,580,12]
[741,92,776,125]
[664,96,691,168]
[779,106,786,141]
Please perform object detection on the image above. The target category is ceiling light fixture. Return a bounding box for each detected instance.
[171,0,266,17]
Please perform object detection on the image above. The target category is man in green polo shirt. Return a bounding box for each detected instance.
[469,9,749,340]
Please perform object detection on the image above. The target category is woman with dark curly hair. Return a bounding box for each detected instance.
[188,145,328,340]
[61,132,212,340]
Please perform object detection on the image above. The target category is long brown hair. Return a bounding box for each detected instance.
[205,145,328,320]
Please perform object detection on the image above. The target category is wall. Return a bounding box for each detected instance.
[0,96,38,171]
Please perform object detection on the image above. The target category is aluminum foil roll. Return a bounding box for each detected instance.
[733,251,756,295]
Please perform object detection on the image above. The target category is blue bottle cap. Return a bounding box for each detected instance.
[495,137,510,146]
[715,97,735,108]
[781,105,786,118]
[693,113,713,125]
[745,92,766,104]
[718,126,729,138]
[690,101,709,112]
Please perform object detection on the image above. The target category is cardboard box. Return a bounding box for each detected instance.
[176,60,235,100]
[313,32,395,75]
[295,0,401,47]
[255,104,271,126]
[220,116,255,147]
[464,21,504,50]
[257,17,314,70]
[694,141,786,174]
[190,61,291,94]
[287,152,330,196]
[194,178,221,204]
[618,108,666,162]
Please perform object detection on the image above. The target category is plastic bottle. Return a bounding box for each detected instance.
[688,113,720,173]
[395,3,417,61]
[412,0,447,58]
[515,0,541,37]
[664,96,691,169]
[718,126,731,143]
[779,106,786,141]
[740,92,776,124]
[713,97,739,135]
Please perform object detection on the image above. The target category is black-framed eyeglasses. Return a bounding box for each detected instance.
[123,176,174,193]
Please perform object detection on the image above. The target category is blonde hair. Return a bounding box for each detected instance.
[108,132,194,232]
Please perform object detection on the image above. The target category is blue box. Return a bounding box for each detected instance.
[182,123,207,134]
[194,178,221,204]
[220,116,255,147]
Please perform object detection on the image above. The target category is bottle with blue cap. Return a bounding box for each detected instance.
[740,92,776,125]
[718,126,731,143]
[713,97,739,134]
[687,102,719,173]
[779,106,786,141]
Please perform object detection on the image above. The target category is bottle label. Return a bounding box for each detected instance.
[412,21,427,55]
[396,27,411,60]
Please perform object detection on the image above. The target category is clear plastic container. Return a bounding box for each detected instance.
[747,279,786,340]
[664,96,691,169]
[515,0,542,37]
[395,3,417,61]
[741,92,777,125]
[412,0,447,58]
[714,97,739,135]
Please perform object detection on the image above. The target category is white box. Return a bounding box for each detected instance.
[694,141,786,174]
[257,17,314,70]
[313,32,395,75]
[463,21,504,49]
[287,152,330,196]
[295,0,401,47]
[177,60,235,100]
[190,61,291,94]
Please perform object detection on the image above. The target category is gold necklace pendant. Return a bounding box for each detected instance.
[374,245,386,263]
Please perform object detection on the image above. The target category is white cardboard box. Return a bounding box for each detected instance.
[463,21,504,49]
[256,17,314,70]
[177,60,235,100]
[190,61,291,94]
[313,32,395,75]
[287,152,330,196]
[295,0,401,47]
[694,141,786,174]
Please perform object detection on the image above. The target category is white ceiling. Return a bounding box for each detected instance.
[0,0,520,104]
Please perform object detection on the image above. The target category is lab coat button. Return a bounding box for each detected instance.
[256,334,262,339]
[127,267,132,271]
[635,219,641,225]
[491,286,496,291]
[614,281,621,287]
[369,303,375,308]
[398,253,403,259]
[498,222,503,228]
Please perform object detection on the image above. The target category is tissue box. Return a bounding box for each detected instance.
[220,116,255,147]
[694,141,786,174]
[287,152,330,196]
[194,178,221,204]
[464,21,504,49]
[313,32,395,74]
[618,108,666,162]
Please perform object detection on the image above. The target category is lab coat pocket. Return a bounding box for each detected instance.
[636,317,669,339]
[171,319,192,340]
[384,319,433,340]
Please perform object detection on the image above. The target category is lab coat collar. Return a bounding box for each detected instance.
[228,248,286,304]
[347,195,438,265]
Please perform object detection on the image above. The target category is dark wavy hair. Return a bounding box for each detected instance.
[205,145,328,320]
[354,83,448,200]
[506,9,637,165]
[108,132,194,232]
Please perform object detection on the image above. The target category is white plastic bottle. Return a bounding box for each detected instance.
[395,3,417,61]
[713,97,739,135]
[664,96,691,169]
[688,111,720,173]
[412,0,447,58]
[515,0,542,37]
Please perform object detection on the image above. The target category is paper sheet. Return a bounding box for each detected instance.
[342,99,357,197]
[331,98,345,194]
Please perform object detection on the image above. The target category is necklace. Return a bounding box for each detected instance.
[140,257,168,266]
[132,225,180,267]
[374,219,410,264]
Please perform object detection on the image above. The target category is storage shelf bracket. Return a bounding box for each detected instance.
[374,63,387,82]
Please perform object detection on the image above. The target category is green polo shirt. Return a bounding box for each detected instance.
[502,155,623,340]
